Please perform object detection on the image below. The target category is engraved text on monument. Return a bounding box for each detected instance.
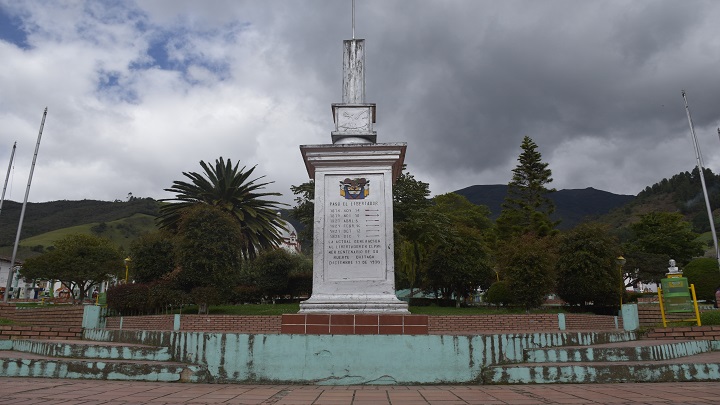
[324,173,386,280]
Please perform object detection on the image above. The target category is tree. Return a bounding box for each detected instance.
[290,180,314,251]
[626,212,704,266]
[245,248,306,300]
[496,136,558,239]
[424,193,495,306]
[158,157,286,259]
[394,208,449,296]
[174,205,244,312]
[129,231,175,283]
[498,233,558,311]
[425,231,493,307]
[555,223,622,308]
[393,166,432,223]
[623,251,669,286]
[392,168,437,296]
[20,234,124,302]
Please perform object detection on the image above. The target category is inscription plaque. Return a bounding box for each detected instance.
[324,173,386,281]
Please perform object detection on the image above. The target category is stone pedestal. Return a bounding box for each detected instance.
[298,143,409,314]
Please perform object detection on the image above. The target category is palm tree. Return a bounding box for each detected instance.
[158,157,287,259]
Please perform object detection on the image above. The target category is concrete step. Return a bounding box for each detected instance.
[483,350,720,384]
[0,350,210,382]
[9,339,173,362]
[524,339,713,363]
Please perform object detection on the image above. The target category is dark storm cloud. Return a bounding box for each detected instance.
[2,0,720,202]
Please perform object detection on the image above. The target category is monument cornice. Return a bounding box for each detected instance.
[299,142,406,181]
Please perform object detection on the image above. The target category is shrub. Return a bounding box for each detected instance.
[485,281,513,307]
[232,285,263,304]
[190,286,225,314]
[106,283,150,315]
[683,258,720,302]
[147,280,187,313]
[700,310,720,325]
[287,271,313,298]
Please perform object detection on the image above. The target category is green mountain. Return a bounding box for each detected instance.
[453,185,635,230]
[599,167,720,232]
[0,198,303,260]
[3,167,717,261]
[0,198,160,259]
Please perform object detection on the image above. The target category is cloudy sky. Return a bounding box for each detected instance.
[1,0,720,205]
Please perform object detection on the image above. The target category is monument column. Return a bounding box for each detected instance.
[298,38,409,314]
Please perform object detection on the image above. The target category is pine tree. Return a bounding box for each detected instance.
[496,136,558,239]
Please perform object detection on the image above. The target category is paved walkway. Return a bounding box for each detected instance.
[0,378,717,404]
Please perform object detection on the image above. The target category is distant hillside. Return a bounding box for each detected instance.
[4,167,717,260]
[0,197,303,260]
[454,185,635,230]
[599,168,720,233]
[24,213,157,249]
[0,198,159,248]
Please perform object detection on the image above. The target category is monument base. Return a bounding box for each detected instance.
[299,294,409,314]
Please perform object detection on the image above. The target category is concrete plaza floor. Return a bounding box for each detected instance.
[0,378,717,405]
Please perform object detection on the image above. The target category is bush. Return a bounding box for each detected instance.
[485,281,513,307]
[147,280,187,313]
[408,298,433,307]
[106,283,150,315]
[700,310,720,325]
[191,286,225,314]
[232,285,263,304]
[287,271,313,298]
[626,292,644,303]
[683,258,720,302]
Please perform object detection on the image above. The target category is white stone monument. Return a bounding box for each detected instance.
[298,37,409,314]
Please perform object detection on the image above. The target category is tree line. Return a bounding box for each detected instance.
[20,158,312,312]
[17,137,719,312]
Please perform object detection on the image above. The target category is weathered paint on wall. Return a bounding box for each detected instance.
[0,357,205,382]
[83,329,635,385]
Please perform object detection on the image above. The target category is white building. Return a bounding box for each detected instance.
[278,219,302,254]
[0,256,37,299]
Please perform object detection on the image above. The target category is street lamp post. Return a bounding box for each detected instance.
[124,257,131,283]
[616,256,626,307]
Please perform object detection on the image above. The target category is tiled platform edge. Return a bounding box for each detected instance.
[281,314,428,335]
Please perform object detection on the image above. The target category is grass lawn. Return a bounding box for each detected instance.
[180,303,301,315]
[409,305,565,315]
[177,303,565,316]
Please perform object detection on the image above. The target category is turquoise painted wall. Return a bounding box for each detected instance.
[83,329,635,385]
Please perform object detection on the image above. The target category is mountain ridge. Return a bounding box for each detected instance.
[453,184,635,230]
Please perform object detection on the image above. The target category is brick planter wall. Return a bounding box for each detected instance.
[105,313,622,334]
[182,315,281,333]
[644,326,720,340]
[0,325,83,340]
[105,315,174,331]
[565,314,622,330]
[428,314,559,334]
[0,303,84,327]
[105,314,282,333]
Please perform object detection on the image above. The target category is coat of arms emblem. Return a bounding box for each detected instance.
[340,178,369,199]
